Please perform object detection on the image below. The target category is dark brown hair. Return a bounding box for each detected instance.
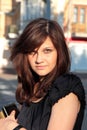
[10,18,71,104]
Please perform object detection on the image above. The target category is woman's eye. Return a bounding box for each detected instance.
[29,51,37,55]
[44,49,52,53]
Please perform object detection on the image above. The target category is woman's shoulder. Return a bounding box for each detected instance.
[52,72,84,91]
[53,72,82,85]
[48,72,85,106]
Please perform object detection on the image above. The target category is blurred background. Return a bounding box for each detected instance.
[0,0,87,129]
[0,0,87,72]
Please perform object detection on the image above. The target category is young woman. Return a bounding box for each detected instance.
[0,18,85,130]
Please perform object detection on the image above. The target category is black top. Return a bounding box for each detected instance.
[17,73,85,130]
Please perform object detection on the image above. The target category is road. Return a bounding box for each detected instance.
[0,71,17,109]
[0,70,87,129]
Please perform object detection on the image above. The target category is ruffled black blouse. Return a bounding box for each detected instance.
[17,73,85,130]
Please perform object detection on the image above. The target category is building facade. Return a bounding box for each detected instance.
[19,0,45,31]
[0,0,20,38]
[0,0,65,36]
[64,0,87,40]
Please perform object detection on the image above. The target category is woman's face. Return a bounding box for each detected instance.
[28,37,57,76]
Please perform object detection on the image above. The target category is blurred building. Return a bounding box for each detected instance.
[64,0,87,40]
[0,0,20,38]
[63,0,87,72]
[19,0,45,32]
[0,0,64,38]
[0,0,20,72]
[18,0,65,32]
[0,0,87,72]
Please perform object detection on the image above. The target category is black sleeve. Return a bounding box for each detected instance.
[48,73,85,107]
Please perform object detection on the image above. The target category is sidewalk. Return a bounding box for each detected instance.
[75,73,87,130]
[0,71,87,108]
[0,70,87,107]
[0,70,87,129]
[74,72,87,104]
[0,70,17,109]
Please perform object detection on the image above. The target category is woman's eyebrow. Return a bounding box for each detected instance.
[43,47,55,50]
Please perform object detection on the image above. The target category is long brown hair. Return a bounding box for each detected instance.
[10,18,71,104]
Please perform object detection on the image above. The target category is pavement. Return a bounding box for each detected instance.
[0,69,18,110]
[0,69,87,129]
[1,70,87,108]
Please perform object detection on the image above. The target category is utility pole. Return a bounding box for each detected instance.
[43,0,51,19]
[67,0,72,43]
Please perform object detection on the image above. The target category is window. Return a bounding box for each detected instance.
[73,7,78,23]
[80,8,85,23]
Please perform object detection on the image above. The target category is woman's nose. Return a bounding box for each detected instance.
[35,53,43,64]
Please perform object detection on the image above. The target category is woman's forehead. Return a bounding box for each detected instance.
[34,37,54,50]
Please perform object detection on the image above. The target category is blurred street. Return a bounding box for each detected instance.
[0,70,87,107]
[0,69,18,109]
[0,0,87,129]
[0,69,87,129]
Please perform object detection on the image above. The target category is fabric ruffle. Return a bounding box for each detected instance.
[48,73,85,107]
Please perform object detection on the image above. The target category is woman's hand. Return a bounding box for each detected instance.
[0,110,19,130]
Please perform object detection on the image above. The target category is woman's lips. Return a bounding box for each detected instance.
[35,65,46,70]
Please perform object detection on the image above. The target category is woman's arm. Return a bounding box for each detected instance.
[47,92,80,130]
